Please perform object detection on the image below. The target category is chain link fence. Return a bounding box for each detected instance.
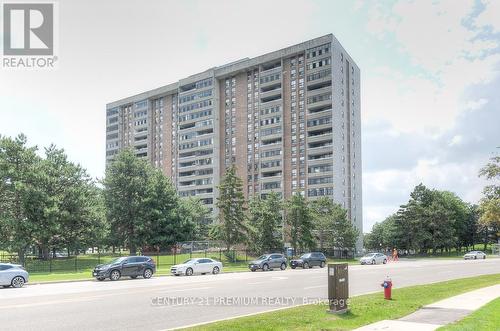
[0,241,354,274]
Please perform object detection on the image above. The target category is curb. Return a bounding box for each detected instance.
[28,268,251,285]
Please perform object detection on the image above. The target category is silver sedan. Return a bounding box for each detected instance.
[171,258,223,276]
[463,251,487,260]
[360,253,388,265]
[0,263,29,288]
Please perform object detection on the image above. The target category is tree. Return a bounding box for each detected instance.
[310,197,335,251]
[478,155,500,247]
[0,134,40,263]
[103,149,153,255]
[213,165,248,251]
[438,191,470,252]
[394,184,434,252]
[364,214,398,251]
[144,170,191,250]
[248,191,283,253]
[285,194,315,254]
[330,205,360,257]
[423,191,457,253]
[178,196,211,241]
[0,135,106,261]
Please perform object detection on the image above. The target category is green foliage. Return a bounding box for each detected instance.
[103,149,193,253]
[331,204,360,253]
[310,197,359,252]
[369,184,478,254]
[0,134,106,261]
[285,194,315,253]
[178,196,211,240]
[213,165,249,250]
[0,134,40,260]
[248,191,283,253]
[478,155,500,244]
[364,214,398,250]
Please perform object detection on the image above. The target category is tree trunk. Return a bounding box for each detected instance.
[41,245,50,260]
[17,248,25,266]
[130,244,137,256]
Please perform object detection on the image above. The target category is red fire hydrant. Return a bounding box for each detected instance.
[381,276,392,300]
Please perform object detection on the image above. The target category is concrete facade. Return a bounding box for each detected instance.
[105,34,362,250]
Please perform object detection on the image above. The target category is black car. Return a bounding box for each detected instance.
[290,252,326,269]
[92,256,156,281]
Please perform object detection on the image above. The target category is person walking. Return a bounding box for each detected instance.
[392,248,399,262]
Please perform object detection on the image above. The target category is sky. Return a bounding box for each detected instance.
[1,0,499,232]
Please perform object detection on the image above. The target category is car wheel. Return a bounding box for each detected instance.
[320,261,326,268]
[291,265,296,269]
[280,262,286,270]
[11,276,25,288]
[212,266,220,275]
[483,255,486,259]
[372,259,376,265]
[383,259,387,264]
[143,268,153,279]
[262,263,269,271]
[251,268,256,272]
[474,256,477,260]
[303,262,309,269]
[110,270,121,281]
[96,277,105,281]
[186,267,193,276]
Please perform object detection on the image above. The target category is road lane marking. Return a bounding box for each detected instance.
[271,276,288,280]
[162,286,213,293]
[303,285,326,290]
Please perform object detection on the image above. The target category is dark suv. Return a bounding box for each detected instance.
[290,252,327,269]
[92,256,156,281]
[248,253,287,272]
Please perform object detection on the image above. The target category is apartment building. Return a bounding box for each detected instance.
[105,34,362,249]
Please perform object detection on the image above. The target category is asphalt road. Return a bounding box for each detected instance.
[1,258,499,330]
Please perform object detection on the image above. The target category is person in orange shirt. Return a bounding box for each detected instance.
[392,248,399,262]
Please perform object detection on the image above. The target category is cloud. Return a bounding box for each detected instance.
[465,98,488,111]
[362,0,500,134]
[475,0,500,33]
[362,75,500,231]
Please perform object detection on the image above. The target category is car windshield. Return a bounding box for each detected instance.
[300,254,311,259]
[108,257,127,264]
[257,255,269,260]
[182,259,196,264]
[364,253,376,257]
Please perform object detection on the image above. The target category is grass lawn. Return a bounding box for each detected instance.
[181,273,500,331]
[28,261,252,283]
[29,271,94,282]
[438,297,500,331]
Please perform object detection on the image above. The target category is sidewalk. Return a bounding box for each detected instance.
[355,284,500,331]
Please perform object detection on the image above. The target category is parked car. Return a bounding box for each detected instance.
[92,256,156,281]
[171,258,222,276]
[248,254,287,272]
[463,251,486,260]
[360,253,387,265]
[290,252,327,269]
[53,252,68,258]
[0,263,29,288]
